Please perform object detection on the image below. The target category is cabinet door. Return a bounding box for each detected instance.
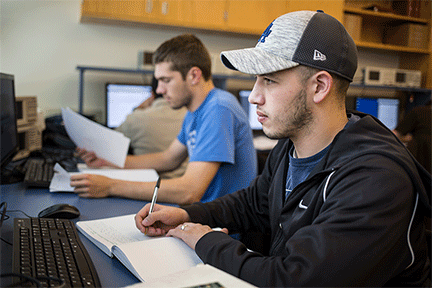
[106,0,147,21]
[287,0,344,22]
[157,0,194,26]
[191,0,228,31]
[81,0,112,18]
[81,0,99,16]
[226,0,288,34]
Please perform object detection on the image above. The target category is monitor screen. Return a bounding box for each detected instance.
[239,90,262,130]
[1,73,19,169]
[356,97,399,130]
[106,83,153,128]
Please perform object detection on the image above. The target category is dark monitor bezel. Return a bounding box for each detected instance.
[1,72,19,170]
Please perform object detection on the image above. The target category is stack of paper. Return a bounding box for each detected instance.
[61,107,130,168]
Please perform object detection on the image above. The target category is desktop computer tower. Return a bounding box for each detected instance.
[12,96,43,161]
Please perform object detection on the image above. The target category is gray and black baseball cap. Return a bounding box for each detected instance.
[221,10,358,82]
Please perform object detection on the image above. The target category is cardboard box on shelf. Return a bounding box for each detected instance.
[344,13,362,42]
[384,23,428,49]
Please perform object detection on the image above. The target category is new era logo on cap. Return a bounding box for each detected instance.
[313,50,326,61]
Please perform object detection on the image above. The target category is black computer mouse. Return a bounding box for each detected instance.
[38,203,80,219]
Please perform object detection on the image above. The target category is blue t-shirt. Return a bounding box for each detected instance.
[285,114,361,201]
[178,88,257,202]
[285,145,330,200]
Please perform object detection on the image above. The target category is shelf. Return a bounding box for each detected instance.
[76,66,155,75]
[76,66,154,114]
[354,41,430,54]
[76,65,254,114]
[344,7,430,54]
[350,83,432,94]
[343,2,431,89]
[344,7,429,24]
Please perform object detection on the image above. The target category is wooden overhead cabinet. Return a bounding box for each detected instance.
[223,1,288,34]
[80,0,342,33]
[286,0,344,21]
[80,0,431,89]
[189,0,228,31]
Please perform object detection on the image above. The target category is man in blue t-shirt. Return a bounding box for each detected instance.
[71,34,257,205]
[177,88,257,202]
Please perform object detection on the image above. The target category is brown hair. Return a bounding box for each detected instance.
[153,34,212,81]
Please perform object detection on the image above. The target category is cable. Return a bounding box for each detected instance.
[0,202,32,220]
[0,202,7,227]
[0,273,41,287]
[37,276,65,288]
[0,237,12,246]
[0,205,65,287]
[0,202,32,246]
[0,273,65,288]
[5,209,32,218]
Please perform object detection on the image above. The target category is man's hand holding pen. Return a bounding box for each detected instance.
[135,203,228,250]
[135,177,228,249]
[135,204,190,236]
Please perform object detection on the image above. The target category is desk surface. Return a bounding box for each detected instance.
[1,182,149,287]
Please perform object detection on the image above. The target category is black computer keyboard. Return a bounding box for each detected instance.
[12,217,100,288]
[23,148,78,187]
[23,159,55,187]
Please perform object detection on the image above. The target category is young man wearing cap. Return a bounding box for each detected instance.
[135,11,431,286]
[71,34,257,204]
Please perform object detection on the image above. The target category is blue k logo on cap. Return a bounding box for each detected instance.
[258,22,273,43]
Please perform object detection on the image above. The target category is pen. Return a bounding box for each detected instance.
[148,177,161,215]
[144,177,161,235]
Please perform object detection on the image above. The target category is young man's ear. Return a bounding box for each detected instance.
[312,71,332,104]
[187,67,202,85]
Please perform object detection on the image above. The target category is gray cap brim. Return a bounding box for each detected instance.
[221,47,299,75]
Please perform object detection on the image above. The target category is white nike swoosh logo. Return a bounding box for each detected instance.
[299,199,308,209]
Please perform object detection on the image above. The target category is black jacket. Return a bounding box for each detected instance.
[184,112,431,287]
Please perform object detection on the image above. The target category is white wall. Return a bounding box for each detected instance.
[0,0,257,120]
[1,0,399,120]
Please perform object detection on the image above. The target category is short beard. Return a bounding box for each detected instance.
[264,88,313,140]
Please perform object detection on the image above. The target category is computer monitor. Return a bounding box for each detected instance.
[239,90,262,130]
[356,97,400,130]
[1,73,19,170]
[105,83,153,128]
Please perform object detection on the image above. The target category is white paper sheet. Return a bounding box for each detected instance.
[49,163,74,192]
[125,264,257,288]
[49,164,159,192]
[61,107,130,167]
[70,169,159,182]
